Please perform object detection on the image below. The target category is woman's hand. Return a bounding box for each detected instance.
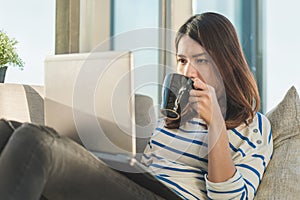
[189,78,223,126]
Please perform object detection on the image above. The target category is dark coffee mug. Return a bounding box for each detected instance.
[160,73,194,119]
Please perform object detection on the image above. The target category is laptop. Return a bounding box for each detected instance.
[44,51,180,199]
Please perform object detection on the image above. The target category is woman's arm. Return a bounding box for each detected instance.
[207,116,236,182]
[190,79,273,199]
[190,78,236,182]
[205,114,273,199]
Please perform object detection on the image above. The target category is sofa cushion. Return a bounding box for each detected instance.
[255,86,300,199]
[0,83,44,125]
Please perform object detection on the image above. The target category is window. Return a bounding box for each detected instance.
[193,0,265,112]
[111,0,161,109]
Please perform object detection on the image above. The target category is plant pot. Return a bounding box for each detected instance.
[0,66,8,83]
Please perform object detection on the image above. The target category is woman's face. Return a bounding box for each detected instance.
[176,35,223,91]
[176,35,227,115]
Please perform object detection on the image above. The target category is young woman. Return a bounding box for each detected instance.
[0,12,272,200]
[142,12,273,200]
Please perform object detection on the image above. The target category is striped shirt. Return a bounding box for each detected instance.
[142,112,273,200]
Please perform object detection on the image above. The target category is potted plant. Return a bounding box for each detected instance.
[0,30,24,83]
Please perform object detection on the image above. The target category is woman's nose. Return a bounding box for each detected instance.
[183,63,197,79]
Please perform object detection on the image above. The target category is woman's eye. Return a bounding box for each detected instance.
[177,58,187,64]
[196,59,208,64]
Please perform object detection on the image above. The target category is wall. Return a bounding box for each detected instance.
[266,0,300,111]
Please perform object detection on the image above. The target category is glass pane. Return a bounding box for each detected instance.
[192,0,242,38]
[112,0,160,111]
[192,0,265,112]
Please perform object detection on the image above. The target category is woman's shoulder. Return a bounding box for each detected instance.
[232,112,270,133]
[249,112,271,135]
[228,112,272,146]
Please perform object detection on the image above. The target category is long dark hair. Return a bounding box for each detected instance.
[166,12,260,129]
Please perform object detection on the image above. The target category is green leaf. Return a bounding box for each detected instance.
[0,30,24,69]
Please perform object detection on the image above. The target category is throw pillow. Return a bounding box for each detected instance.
[255,86,300,200]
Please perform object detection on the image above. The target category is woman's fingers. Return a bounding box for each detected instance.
[189,89,211,102]
[187,78,221,125]
[192,78,207,91]
[189,95,210,108]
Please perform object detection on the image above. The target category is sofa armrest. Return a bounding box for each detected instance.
[0,83,45,125]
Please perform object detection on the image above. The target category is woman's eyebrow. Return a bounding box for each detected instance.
[176,54,186,58]
[192,52,207,58]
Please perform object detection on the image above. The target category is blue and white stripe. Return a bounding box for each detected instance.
[142,114,273,199]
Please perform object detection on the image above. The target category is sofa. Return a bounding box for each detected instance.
[0,83,299,199]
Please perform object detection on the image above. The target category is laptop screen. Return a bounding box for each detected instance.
[44,51,136,157]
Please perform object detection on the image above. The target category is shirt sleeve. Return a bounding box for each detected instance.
[205,113,273,200]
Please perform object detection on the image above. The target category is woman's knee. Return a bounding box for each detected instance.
[13,124,51,144]
[7,123,56,164]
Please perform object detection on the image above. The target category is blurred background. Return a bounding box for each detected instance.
[0,0,299,113]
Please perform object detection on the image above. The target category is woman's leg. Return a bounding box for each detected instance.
[0,122,164,200]
[0,119,48,200]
